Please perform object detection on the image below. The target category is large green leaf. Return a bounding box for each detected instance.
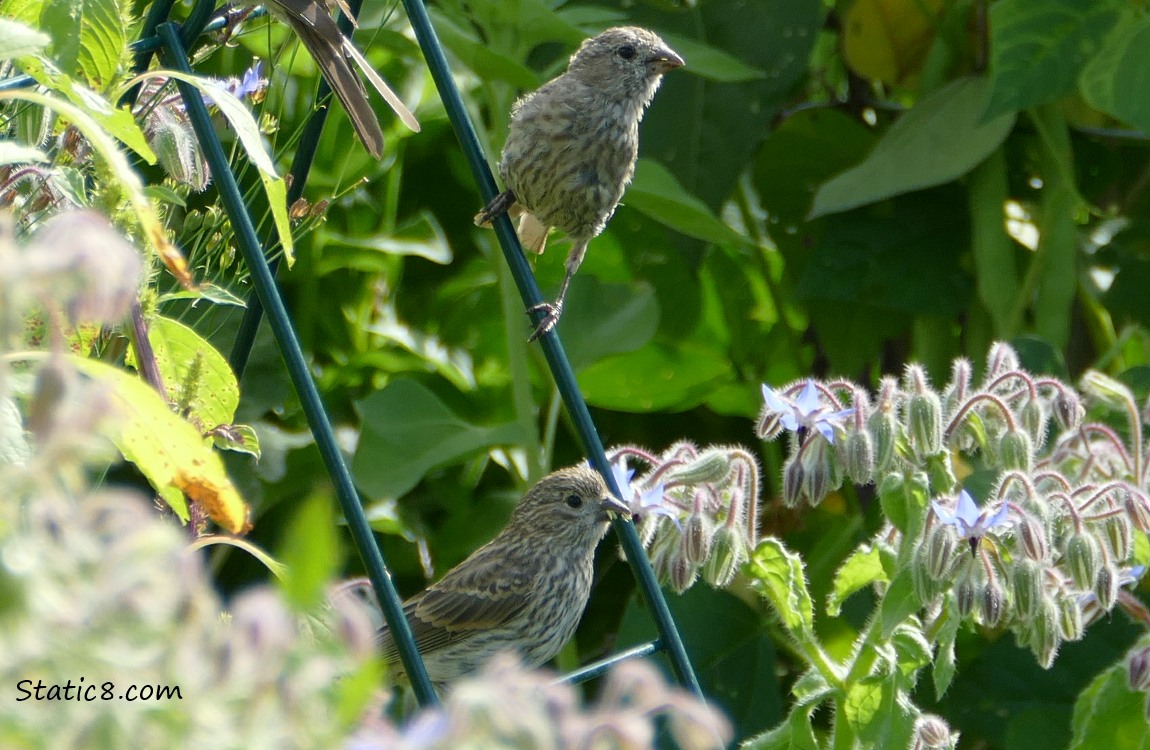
[810,78,1015,217]
[1080,12,1150,136]
[353,379,527,499]
[826,543,886,617]
[984,0,1121,121]
[1,0,127,88]
[746,537,814,638]
[556,276,659,372]
[1069,638,1150,750]
[576,340,732,412]
[625,158,747,246]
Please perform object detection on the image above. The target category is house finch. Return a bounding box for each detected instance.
[475,27,684,341]
[376,465,630,688]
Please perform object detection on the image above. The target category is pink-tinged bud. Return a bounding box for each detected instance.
[867,407,897,474]
[1080,371,1135,411]
[908,390,944,457]
[1065,532,1102,591]
[680,514,713,566]
[996,428,1033,473]
[702,526,746,588]
[942,358,972,415]
[1128,646,1150,692]
[981,580,1006,628]
[1093,564,1118,611]
[1018,515,1048,562]
[1102,514,1133,563]
[1011,558,1044,619]
[1051,389,1083,432]
[986,342,1020,376]
[1057,593,1084,642]
[911,714,955,750]
[756,410,783,441]
[669,556,699,594]
[782,456,804,509]
[148,104,210,191]
[1019,397,1047,447]
[924,525,957,581]
[799,441,832,507]
[669,450,731,485]
[1125,491,1150,533]
[955,574,977,619]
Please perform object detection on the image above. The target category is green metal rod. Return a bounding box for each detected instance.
[557,639,661,686]
[155,21,440,707]
[396,0,702,696]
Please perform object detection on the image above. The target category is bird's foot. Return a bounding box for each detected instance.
[526,301,563,342]
[474,190,517,226]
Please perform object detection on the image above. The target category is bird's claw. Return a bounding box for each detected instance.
[526,302,562,342]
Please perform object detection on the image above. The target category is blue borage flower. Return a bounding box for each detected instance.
[931,489,1010,554]
[760,379,854,444]
[610,458,680,527]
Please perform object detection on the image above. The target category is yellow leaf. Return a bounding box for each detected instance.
[842,0,944,86]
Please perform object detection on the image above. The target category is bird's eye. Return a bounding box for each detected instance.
[617,44,636,60]
[565,494,584,509]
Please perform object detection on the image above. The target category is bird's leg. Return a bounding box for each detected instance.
[474,190,517,226]
[526,241,588,342]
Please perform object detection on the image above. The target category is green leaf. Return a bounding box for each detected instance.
[1069,638,1150,750]
[2,0,127,88]
[810,77,1015,218]
[969,148,1019,337]
[843,676,916,748]
[746,537,814,637]
[428,9,538,88]
[319,210,453,267]
[879,568,921,638]
[211,423,260,460]
[660,32,766,82]
[576,340,732,412]
[278,493,343,611]
[625,159,747,245]
[1032,105,1078,349]
[353,379,527,499]
[122,70,293,265]
[0,17,49,59]
[742,702,821,750]
[984,0,1121,121]
[827,543,886,617]
[125,316,240,431]
[931,602,961,699]
[1080,12,1150,136]
[558,277,659,372]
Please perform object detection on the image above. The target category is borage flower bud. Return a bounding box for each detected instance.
[799,439,834,507]
[680,514,713,566]
[1018,514,1048,561]
[955,571,978,619]
[907,389,944,457]
[1102,514,1133,562]
[1052,389,1083,432]
[924,524,957,581]
[1093,564,1118,611]
[670,556,699,594]
[1030,596,1061,668]
[1065,532,1102,591]
[702,526,746,588]
[1128,646,1150,692]
[981,580,1007,628]
[911,713,956,750]
[1125,491,1150,533]
[668,449,731,485]
[867,406,897,475]
[1080,371,1135,411]
[1011,558,1044,619]
[1057,593,1084,641]
[838,426,875,485]
[996,428,1033,472]
[782,456,804,509]
[911,546,942,603]
[986,341,1020,376]
[1019,398,1047,447]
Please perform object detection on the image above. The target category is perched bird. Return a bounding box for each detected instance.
[475,27,684,341]
[245,0,420,158]
[377,466,629,688]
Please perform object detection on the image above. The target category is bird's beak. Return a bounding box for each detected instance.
[650,48,685,73]
[599,494,632,519]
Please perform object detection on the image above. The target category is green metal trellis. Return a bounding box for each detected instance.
[138,0,701,705]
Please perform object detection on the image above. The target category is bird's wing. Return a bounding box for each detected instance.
[378,543,536,662]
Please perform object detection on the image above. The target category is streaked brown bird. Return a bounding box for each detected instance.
[475,27,684,341]
[376,465,628,688]
[248,0,420,157]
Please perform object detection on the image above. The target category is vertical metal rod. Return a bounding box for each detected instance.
[155,21,440,707]
[396,0,702,695]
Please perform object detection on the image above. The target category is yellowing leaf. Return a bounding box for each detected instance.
[842,0,944,86]
[71,356,250,534]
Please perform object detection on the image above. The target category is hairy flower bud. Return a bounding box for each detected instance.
[1052,389,1083,432]
[1093,564,1118,611]
[911,548,942,604]
[838,426,875,485]
[981,580,1007,628]
[800,440,833,507]
[1057,593,1084,642]
[669,556,699,594]
[756,410,783,441]
[996,428,1033,472]
[1080,371,1135,411]
[1012,558,1044,620]
[680,514,713,566]
[867,407,897,475]
[669,449,731,485]
[1018,514,1049,562]
[1019,397,1047,447]
[911,714,956,750]
[907,390,944,457]
[924,524,957,581]
[987,342,1021,376]
[1065,532,1103,591]
[1030,596,1061,668]
[702,526,746,588]
[955,572,978,619]
[1101,514,1133,563]
[781,456,804,509]
[1125,491,1150,533]
[1128,646,1150,692]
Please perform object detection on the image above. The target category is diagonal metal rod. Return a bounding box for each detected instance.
[155,21,440,707]
[397,0,701,695]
